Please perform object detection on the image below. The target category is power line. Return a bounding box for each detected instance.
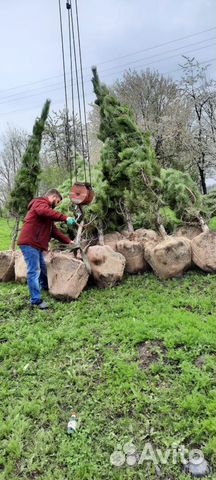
[0,26,215,95]
[162,58,216,77]
[99,43,216,82]
[0,38,215,104]
[0,57,215,116]
[4,46,216,105]
[92,27,216,66]
[95,37,216,76]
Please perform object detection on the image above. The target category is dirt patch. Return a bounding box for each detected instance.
[29,471,41,479]
[195,355,206,368]
[104,342,119,352]
[138,340,167,368]
[0,338,8,343]
[173,303,201,313]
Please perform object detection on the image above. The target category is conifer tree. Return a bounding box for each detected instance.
[8,99,51,248]
[91,67,161,231]
[91,68,205,233]
[160,168,201,226]
[201,188,216,221]
[58,71,206,236]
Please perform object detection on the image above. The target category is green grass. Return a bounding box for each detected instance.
[0,272,215,480]
[209,216,216,231]
[0,218,15,251]
[0,217,215,478]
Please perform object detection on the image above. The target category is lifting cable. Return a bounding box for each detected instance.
[58,0,72,182]
[67,0,87,182]
[58,0,92,186]
[74,0,91,185]
[66,1,77,181]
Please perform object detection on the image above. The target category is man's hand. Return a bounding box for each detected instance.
[66,217,76,226]
[70,240,74,244]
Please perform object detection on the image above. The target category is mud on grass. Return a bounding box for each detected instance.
[138,340,167,368]
[0,272,215,479]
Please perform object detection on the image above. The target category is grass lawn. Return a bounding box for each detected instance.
[0,218,15,251]
[0,217,215,478]
[0,271,215,480]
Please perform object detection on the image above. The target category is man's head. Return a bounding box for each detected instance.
[45,189,62,209]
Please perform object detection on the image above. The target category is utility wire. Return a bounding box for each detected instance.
[91,27,216,66]
[97,37,216,76]
[0,38,215,104]
[0,41,215,106]
[0,57,215,116]
[99,43,216,82]
[0,26,215,95]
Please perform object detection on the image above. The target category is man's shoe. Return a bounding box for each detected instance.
[38,300,49,309]
[31,300,49,309]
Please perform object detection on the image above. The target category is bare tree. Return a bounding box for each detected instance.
[180,56,216,194]
[42,109,87,172]
[114,68,177,126]
[88,104,103,165]
[0,126,28,208]
[112,69,194,171]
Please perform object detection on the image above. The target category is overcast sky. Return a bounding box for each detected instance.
[0,0,215,138]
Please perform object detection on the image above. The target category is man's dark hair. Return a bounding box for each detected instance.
[45,188,62,200]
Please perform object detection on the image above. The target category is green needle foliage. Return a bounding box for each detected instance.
[57,71,207,234]
[160,168,202,223]
[201,188,216,231]
[8,100,51,217]
[202,188,216,219]
[91,67,161,231]
[90,68,203,232]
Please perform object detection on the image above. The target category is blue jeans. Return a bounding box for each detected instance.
[20,245,48,305]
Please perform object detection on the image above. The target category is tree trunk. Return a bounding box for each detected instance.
[155,135,163,164]
[75,220,84,245]
[156,212,167,240]
[198,164,207,195]
[124,206,134,233]
[197,215,209,233]
[158,224,167,240]
[97,222,104,245]
[11,215,20,251]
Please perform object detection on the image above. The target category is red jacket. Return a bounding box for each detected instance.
[18,196,71,251]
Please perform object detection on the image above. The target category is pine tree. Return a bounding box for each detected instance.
[160,168,201,223]
[8,99,51,248]
[201,187,216,221]
[91,68,203,233]
[57,71,206,237]
[91,67,160,232]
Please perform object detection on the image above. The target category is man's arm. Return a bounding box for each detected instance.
[51,224,72,244]
[34,198,68,222]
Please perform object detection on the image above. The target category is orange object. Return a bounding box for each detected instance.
[70,182,95,205]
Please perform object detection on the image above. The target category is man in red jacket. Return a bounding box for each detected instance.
[18,188,76,309]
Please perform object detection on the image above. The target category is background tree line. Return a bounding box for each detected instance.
[0,56,215,216]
